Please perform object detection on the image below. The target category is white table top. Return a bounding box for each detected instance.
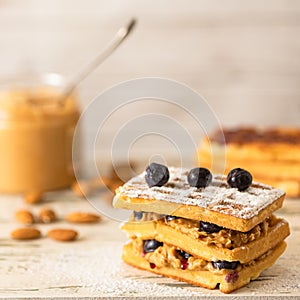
[0,190,299,299]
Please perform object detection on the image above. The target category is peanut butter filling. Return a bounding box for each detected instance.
[131,237,275,275]
[131,212,280,249]
[131,237,236,275]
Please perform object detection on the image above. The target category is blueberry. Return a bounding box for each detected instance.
[212,260,239,270]
[177,250,192,260]
[200,221,223,233]
[165,215,179,222]
[187,167,212,188]
[133,211,143,221]
[227,168,252,191]
[143,239,163,253]
[145,163,169,187]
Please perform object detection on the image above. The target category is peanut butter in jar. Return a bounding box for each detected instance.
[0,73,81,193]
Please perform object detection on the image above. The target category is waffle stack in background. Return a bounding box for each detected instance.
[198,127,300,198]
[114,167,290,293]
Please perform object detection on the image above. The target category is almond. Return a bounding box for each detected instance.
[39,208,56,223]
[15,210,34,224]
[11,227,41,240]
[24,191,44,204]
[66,212,101,223]
[47,228,78,241]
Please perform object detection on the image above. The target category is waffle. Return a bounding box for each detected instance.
[198,127,300,197]
[114,168,285,232]
[114,167,289,293]
[122,240,286,293]
[122,214,289,263]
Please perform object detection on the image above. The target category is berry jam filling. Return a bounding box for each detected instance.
[225,271,239,283]
[150,263,156,269]
[176,250,192,270]
[181,259,189,270]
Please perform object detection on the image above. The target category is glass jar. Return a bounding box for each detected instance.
[0,73,81,193]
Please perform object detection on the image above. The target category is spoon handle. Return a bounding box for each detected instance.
[63,18,137,101]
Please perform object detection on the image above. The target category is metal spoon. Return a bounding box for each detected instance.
[61,18,137,103]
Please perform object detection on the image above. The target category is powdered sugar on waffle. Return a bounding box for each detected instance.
[117,167,285,219]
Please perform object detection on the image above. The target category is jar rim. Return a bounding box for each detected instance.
[0,73,79,120]
[0,72,69,90]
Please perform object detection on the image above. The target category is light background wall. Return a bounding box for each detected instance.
[0,0,299,165]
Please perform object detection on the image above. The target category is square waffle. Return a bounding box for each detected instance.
[198,127,300,197]
[114,166,289,293]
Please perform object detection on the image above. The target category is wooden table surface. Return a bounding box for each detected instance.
[0,190,299,299]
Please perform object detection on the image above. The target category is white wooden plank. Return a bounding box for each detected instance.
[0,190,299,299]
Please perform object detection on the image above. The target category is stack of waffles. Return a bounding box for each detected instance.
[198,127,300,197]
[114,166,290,293]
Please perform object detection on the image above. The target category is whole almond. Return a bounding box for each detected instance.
[24,191,44,204]
[15,210,34,224]
[47,229,78,241]
[66,212,100,223]
[39,208,56,223]
[11,227,41,240]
